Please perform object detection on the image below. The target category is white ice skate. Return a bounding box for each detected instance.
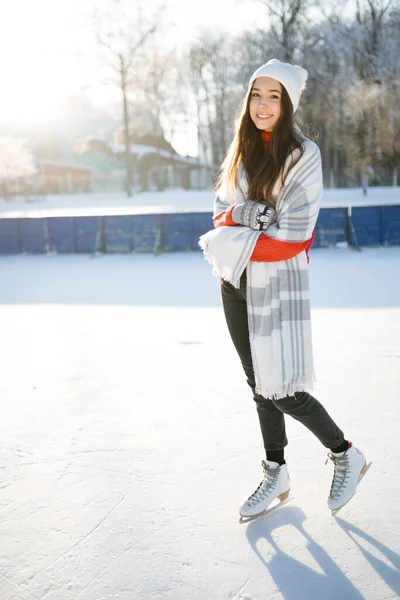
[239,460,290,518]
[327,444,371,516]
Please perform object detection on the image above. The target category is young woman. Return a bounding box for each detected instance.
[200,59,369,518]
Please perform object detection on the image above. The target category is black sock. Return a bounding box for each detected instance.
[331,440,350,454]
[266,450,285,465]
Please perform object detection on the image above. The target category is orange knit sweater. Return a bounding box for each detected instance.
[213,130,315,262]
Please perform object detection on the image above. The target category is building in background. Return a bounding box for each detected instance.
[0,118,215,198]
[35,160,93,194]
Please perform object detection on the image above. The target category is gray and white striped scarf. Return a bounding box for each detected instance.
[199,138,323,399]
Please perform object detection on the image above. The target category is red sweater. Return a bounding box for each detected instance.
[213,130,315,263]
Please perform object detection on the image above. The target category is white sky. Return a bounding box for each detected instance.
[0,0,267,121]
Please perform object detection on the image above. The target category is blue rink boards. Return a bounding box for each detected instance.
[0,206,399,254]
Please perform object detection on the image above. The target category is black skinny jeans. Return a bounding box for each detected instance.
[221,272,345,453]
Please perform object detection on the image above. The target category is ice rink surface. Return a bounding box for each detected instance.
[0,247,399,600]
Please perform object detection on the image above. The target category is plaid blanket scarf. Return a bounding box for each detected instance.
[199,138,323,399]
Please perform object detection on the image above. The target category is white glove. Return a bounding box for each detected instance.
[232,201,276,231]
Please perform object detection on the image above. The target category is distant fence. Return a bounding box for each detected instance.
[0,205,399,255]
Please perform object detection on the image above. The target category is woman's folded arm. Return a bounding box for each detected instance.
[213,206,314,262]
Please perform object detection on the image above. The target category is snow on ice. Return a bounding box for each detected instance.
[0,198,399,598]
[0,185,399,219]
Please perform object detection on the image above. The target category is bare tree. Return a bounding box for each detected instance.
[189,33,241,167]
[300,15,356,187]
[94,1,164,196]
[252,0,310,62]
[354,0,395,81]
[132,48,190,150]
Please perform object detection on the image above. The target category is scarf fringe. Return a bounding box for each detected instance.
[256,372,316,401]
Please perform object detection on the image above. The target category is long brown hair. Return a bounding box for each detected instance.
[216,82,305,207]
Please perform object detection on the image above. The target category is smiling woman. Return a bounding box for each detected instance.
[199,58,369,520]
[249,77,282,132]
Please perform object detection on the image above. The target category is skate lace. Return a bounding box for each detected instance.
[245,460,280,506]
[326,453,351,499]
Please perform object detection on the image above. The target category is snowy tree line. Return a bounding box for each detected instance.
[116,0,400,188]
[1,0,399,194]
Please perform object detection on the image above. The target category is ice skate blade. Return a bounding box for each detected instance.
[239,495,292,523]
[278,489,290,501]
[330,461,372,517]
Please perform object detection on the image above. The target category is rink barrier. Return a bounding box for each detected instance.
[0,206,399,254]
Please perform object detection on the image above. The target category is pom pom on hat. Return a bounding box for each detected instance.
[249,58,308,113]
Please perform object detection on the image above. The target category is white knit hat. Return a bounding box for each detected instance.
[249,59,308,114]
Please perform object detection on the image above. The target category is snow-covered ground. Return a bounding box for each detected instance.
[0,185,399,219]
[1,247,400,600]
